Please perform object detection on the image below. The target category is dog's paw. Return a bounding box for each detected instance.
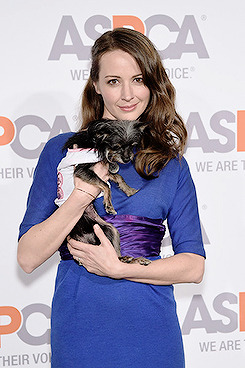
[126,188,139,197]
[136,257,152,266]
[118,256,134,263]
[119,256,151,266]
[105,206,117,215]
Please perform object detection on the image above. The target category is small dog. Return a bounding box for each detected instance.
[63,119,151,265]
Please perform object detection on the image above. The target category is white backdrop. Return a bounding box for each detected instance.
[1,1,245,367]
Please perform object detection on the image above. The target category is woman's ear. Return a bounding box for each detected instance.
[93,82,101,94]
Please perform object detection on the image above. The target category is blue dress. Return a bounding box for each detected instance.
[19,133,205,368]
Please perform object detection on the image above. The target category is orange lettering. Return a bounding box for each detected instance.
[113,15,145,34]
[0,117,15,146]
[239,292,245,331]
[0,306,21,347]
[237,111,245,151]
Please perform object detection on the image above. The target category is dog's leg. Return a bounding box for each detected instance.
[85,204,121,256]
[70,204,121,256]
[74,164,117,214]
[109,173,138,196]
[119,256,152,266]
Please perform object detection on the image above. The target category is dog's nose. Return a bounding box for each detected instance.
[121,148,134,163]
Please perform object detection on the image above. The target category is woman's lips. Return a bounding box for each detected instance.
[118,103,138,111]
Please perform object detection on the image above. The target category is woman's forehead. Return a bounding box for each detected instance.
[98,50,142,76]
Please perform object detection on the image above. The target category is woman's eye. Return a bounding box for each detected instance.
[108,79,119,85]
[134,77,143,83]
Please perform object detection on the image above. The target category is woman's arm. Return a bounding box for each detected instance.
[18,163,109,274]
[119,253,205,285]
[67,224,205,285]
[18,189,90,273]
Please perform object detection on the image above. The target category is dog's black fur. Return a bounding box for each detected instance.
[64,119,151,265]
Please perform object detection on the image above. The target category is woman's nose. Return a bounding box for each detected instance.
[121,83,134,101]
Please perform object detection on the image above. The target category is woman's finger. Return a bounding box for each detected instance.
[68,237,89,251]
[93,224,111,246]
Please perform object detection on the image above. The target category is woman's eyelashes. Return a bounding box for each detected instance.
[133,77,144,84]
[106,76,144,86]
[107,79,119,85]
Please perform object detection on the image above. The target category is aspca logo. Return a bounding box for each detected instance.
[186,110,245,153]
[0,304,50,347]
[48,14,209,61]
[0,115,71,159]
[182,292,245,335]
[1,110,244,159]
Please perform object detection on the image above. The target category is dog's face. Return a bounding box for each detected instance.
[88,119,146,164]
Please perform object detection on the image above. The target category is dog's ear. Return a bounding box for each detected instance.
[91,133,106,145]
[87,119,110,135]
[88,119,111,144]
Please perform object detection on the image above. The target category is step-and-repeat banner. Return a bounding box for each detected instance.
[1,1,244,367]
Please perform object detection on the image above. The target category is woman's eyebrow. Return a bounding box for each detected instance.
[104,75,120,78]
[104,73,143,78]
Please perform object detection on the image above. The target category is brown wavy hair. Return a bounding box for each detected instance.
[80,28,187,178]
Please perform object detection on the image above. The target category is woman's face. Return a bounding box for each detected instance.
[93,49,150,121]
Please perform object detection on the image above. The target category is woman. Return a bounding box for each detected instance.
[18,28,205,367]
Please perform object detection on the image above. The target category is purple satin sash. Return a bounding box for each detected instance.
[59,215,165,260]
[102,214,165,258]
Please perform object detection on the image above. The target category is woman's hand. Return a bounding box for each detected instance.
[67,224,205,284]
[67,224,123,278]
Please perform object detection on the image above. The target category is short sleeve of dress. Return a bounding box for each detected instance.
[167,158,206,258]
[18,133,73,240]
